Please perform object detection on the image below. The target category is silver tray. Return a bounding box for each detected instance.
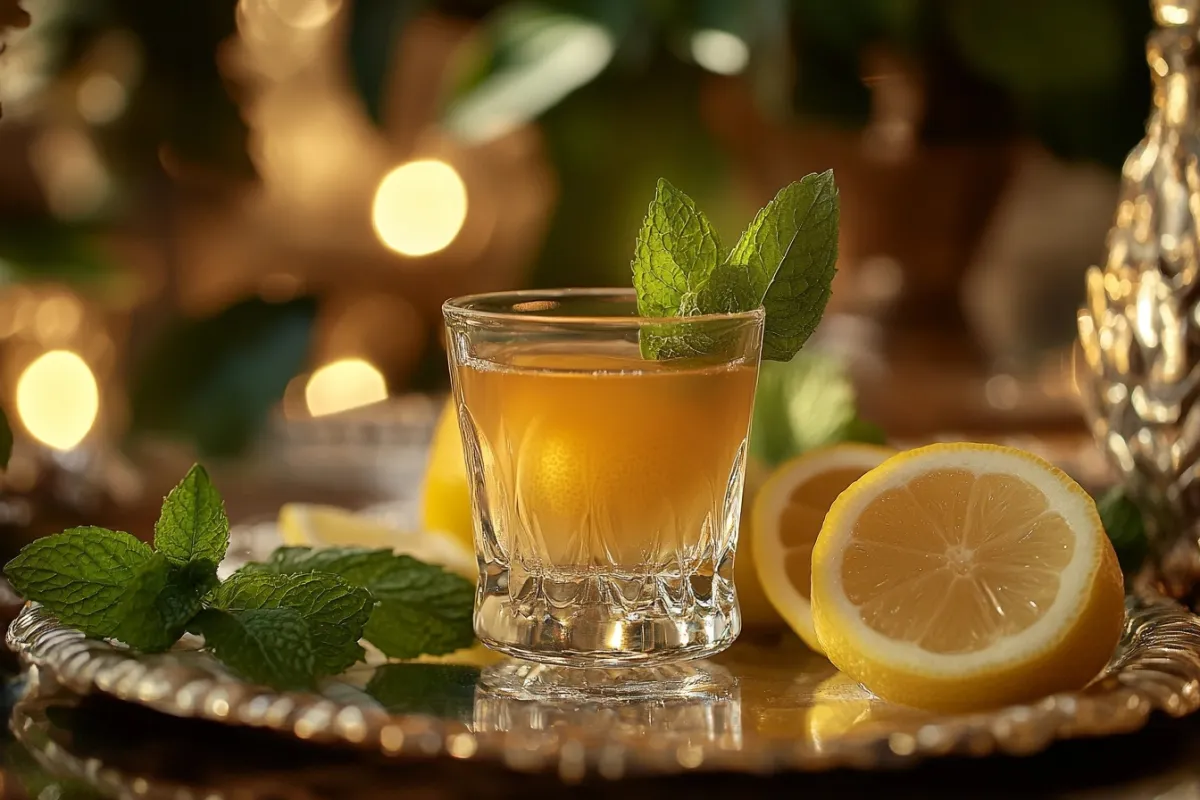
[9,590,1200,778]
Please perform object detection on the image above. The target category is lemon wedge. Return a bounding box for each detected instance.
[277,504,476,579]
[811,442,1125,712]
[751,444,894,650]
[419,399,476,553]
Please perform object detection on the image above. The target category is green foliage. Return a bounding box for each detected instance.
[3,467,478,691]
[750,351,883,466]
[128,297,317,456]
[346,0,425,125]
[1096,486,1149,576]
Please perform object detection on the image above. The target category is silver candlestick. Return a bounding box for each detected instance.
[1078,0,1200,596]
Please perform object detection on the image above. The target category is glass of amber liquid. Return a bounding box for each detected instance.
[444,289,763,670]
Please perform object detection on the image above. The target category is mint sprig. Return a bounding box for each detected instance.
[240,546,476,660]
[3,466,477,691]
[631,172,840,362]
[154,464,229,570]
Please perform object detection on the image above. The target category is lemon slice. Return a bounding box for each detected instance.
[420,399,475,553]
[278,504,476,578]
[751,444,894,651]
[811,442,1125,712]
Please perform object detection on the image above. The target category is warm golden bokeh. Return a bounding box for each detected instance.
[372,160,468,257]
[304,358,388,417]
[15,350,99,451]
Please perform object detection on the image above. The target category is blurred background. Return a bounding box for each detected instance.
[0,0,1154,553]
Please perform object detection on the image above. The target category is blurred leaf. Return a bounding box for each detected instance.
[944,0,1125,98]
[365,663,479,721]
[750,352,853,465]
[445,1,626,143]
[107,0,253,178]
[0,406,11,468]
[346,0,424,126]
[529,57,737,288]
[838,414,886,446]
[0,227,118,287]
[1096,486,1149,577]
[129,297,317,456]
[750,351,884,466]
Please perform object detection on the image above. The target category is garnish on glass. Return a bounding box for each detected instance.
[631,172,839,361]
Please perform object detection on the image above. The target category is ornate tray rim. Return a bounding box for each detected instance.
[9,594,1200,777]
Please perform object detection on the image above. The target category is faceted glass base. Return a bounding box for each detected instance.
[475,568,741,668]
[478,659,736,702]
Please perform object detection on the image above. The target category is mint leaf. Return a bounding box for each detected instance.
[191,607,316,691]
[244,546,476,660]
[112,556,217,652]
[740,171,839,362]
[1097,487,1148,575]
[153,464,229,569]
[0,406,11,469]
[207,572,373,676]
[630,173,839,363]
[4,528,154,637]
[238,546,394,580]
[631,178,722,319]
[694,261,762,315]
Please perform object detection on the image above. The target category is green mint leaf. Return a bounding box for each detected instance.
[1097,487,1148,575]
[694,261,762,315]
[245,546,476,660]
[207,572,373,677]
[740,171,839,362]
[4,528,153,637]
[153,464,229,569]
[630,173,839,363]
[191,607,316,691]
[110,554,211,652]
[365,663,479,720]
[631,177,721,319]
[0,406,12,469]
[237,546,395,579]
[112,557,218,652]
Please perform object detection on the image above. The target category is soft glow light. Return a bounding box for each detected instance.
[77,73,128,125]
[16,351,99,451]
[690,29,750,75]
[305,358,388,417]
[266,0,342,29]
[372,160,468,257]
[29,129,111,219]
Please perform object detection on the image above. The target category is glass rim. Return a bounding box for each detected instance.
[442,288,765,326]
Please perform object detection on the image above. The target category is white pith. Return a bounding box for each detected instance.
[817,446,1102,677]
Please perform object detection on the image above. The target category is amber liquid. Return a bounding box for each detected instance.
[454,341,757,571]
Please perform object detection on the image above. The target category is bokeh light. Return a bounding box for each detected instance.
[690,30,750,76]
[371,160,468,257]
[16,350,100,451]
[304,358,388,417]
